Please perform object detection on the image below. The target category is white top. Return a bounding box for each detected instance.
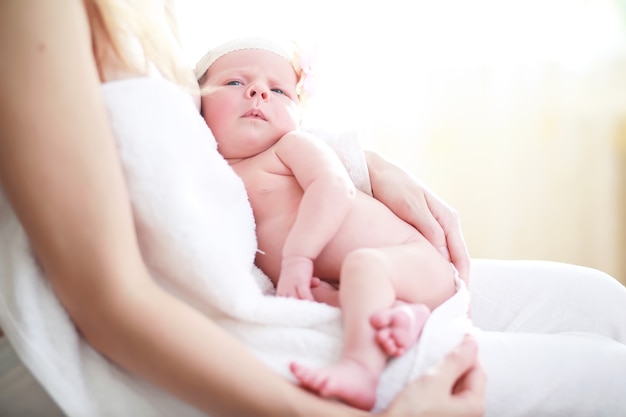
[0,77,471,416]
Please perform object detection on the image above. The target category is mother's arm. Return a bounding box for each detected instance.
[1,2,483,417]
[365,151,471,286]
[0,2,364,416]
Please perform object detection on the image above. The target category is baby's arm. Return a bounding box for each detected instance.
[273,131,356,300]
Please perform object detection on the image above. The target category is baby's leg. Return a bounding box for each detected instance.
[291,248,393,409]
[310,280,340,307]
[371,239,456,356]
[291,247,433,410]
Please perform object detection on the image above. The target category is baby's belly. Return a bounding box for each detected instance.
[314,192,423,279]
[255,191,423,283]
[255,214,298,282]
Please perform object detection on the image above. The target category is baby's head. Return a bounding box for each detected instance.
[195,37,315,103]
[195,37,315,159]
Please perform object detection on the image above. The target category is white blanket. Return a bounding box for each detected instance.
[0,77,472,416]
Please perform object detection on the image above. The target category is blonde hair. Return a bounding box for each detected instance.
[86,0,195,87]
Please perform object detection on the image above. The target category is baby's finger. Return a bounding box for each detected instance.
[296,284,314,301]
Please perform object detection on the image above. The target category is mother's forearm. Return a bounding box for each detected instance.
[363,150,415,219]
[364,150,471,283]
[363,150,404,200]
[73,275,366,417]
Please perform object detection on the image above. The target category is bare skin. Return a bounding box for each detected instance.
[234,134,454,409]
[0,3,484,415]
[0,3,384,416]
[291,302,431,409]
[364,151,471,288]
[371,302,432,357]
[201,49,457,410]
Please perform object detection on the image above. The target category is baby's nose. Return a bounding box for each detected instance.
[246,83,269,100]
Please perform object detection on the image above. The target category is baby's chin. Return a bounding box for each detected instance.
[222,131,280,155]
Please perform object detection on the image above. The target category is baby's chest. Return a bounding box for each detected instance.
[236,153,292,195]
[233,153,302,219]
[245,170,301,209]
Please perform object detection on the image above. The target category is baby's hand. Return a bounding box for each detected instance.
[276,255,315,301]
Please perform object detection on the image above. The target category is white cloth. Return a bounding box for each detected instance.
[3,260,626,417]
[0,77,471,417]
[471,259,626,417]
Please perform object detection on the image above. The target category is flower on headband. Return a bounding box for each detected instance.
[292,42,318,105]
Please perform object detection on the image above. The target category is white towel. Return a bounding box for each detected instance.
[0,77,472,416]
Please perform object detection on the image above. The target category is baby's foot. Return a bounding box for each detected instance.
[290,359,377,411]
[370,302,430,357]
[310,280,340,307]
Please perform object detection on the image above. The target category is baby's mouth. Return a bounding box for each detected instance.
[243,109,266,121]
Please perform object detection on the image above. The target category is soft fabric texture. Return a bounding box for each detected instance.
[194,36,316,105]
[194,37,295,80]
[470,259,626,417]
[3,260,626,417]
[0,77,471,416]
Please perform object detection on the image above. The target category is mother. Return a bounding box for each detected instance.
[0,1,479,416]
[0,1,625,417]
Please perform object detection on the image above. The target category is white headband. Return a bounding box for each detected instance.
[194,37,295,81]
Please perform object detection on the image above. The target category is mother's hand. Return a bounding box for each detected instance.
[382,335,486,417]
[365,151,471,287]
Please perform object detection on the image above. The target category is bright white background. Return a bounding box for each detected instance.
[174,0,626,285]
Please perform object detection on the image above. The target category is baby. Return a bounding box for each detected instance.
[195,37,457,410]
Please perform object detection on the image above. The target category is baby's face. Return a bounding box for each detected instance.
[200,49,300,159]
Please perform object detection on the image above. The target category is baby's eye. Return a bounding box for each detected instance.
[271,88,285,95]
[226,80,242,86]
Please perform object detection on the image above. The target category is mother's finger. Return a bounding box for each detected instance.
[451,362,487,417]
[433,334,479,387]
[446,226,471,286]
[425,193,471,284]
[409,202,449,256]
[453,362,486,398]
